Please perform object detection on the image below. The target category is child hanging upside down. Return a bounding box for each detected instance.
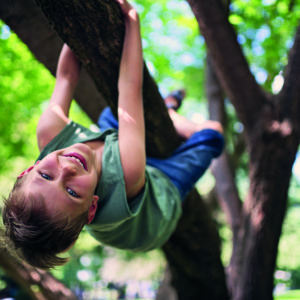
[2,0,224,270]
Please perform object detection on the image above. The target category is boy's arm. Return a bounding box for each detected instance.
[117,0,146,198]
[37,44,81,151]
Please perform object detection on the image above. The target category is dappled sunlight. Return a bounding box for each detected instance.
[269,119,292,136]
[272,73,284,94]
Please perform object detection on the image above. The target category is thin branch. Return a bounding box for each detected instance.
[206,56,242,247]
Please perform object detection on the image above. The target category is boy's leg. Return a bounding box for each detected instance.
[164,89,223,139]
[98,103,224,199]
[98,103,224,200]
[168,109,223,140]
[149,96,223,200]
[147,128,224,200]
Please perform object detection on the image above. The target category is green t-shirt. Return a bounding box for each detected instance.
[38,121,182,252]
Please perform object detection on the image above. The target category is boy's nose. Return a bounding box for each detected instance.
[61,164,77,177]
[59,156,79,177]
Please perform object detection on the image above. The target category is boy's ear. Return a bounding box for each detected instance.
[87,195,99,224]
[18,161,40,178]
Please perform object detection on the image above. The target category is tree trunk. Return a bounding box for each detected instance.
[232,124,299,300]
[188,0,300,299]
[163,190,229,300]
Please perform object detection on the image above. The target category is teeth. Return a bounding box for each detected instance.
[69,156,84,168]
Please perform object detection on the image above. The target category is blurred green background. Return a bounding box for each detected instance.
[1,0,300,298]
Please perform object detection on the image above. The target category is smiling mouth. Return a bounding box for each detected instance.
[63,152,88,171]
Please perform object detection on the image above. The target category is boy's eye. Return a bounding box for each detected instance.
[67,187,79,198]
[40,172,52,180]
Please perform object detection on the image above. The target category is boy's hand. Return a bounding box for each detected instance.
[115,0,137,20]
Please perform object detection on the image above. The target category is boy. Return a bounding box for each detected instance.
[3,0,224,270]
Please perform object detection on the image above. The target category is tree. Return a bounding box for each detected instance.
[187,1,300,299]
[1,0,300,300]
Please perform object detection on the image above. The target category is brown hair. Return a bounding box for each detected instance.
[2,178,89,270]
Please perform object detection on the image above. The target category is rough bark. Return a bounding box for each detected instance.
[0,0,229,299]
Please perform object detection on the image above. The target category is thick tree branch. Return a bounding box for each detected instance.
[0,0,180,156]
[163,190,229,300]
[34,0,180,157]
[186,0,266,130]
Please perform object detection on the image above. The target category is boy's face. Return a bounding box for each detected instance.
[20,143,100,223]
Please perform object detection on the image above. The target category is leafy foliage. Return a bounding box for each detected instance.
[0,22,53,174]
[229,0,300,91]
[135,0,206,101]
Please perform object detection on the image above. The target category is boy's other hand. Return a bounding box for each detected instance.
[115,0,137,19]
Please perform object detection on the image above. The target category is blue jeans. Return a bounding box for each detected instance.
[98,107,224,200]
